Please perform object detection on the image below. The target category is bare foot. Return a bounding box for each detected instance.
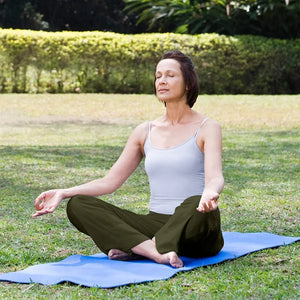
[108,249,132,261]
[108,249,142,261]
[131,239,183,268]
[159,251,183,268]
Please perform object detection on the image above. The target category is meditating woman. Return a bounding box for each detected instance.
[33,50,224,268]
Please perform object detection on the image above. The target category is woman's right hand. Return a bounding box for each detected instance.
[32,189,65,217]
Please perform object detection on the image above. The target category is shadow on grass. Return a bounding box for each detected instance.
[222,130,299,192]
[0,144,123,215]
[0,144,122,169]
[0,143,148,212]
[220,130,299,234]
[1,129,298,196]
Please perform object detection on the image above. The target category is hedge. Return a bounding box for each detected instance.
[0,29,299,94]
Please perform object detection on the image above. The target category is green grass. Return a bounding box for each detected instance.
[0,94,299,299]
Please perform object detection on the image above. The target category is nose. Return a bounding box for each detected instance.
[158,76,167,85]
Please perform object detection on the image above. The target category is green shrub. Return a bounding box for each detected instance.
[0,29,299,94]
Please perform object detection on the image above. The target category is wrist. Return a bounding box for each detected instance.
[201,190,220,202]
[57,188,70,200]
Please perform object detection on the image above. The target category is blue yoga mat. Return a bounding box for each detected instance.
[0,232,299,288]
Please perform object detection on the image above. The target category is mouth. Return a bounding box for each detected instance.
[158,89,169,93]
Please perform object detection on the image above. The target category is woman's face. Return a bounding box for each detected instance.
[155,58,187,104]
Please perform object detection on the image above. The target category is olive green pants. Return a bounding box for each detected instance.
[66,195,224,258]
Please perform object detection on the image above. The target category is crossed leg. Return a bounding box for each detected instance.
[108,238,183,268]
[67,195,183,268]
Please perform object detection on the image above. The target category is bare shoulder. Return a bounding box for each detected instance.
[197,118,222,150]
[132,121,148,136]
[128,121,149,145]
[202,118,222,133]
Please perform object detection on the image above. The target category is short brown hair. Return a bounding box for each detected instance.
[155,50,199,108]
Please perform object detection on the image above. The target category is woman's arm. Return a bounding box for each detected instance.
[197,120,224,213]
[33,123,148,217]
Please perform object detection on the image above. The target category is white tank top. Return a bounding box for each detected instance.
[144,119,208,214]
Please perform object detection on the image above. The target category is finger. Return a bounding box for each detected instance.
[204,201,211,212]
[211,200,218,210]
[197,201,214,213]
[32,210,45,217]
[211,193,220,201]
[47,206,56,213]
[32,207,52,217]
[197,204,206,213]
[34,193,45,209]
[35,202,44,211]
[35,192,45,202]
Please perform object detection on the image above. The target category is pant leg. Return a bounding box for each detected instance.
[155,195,224,257]
[66,194,169,255]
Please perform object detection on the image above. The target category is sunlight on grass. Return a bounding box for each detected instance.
[1,94,299,147]
[0,94,299,128]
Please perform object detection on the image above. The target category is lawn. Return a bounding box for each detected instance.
[0,94,299,299]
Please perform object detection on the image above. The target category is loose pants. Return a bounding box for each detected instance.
[66,195,224,258]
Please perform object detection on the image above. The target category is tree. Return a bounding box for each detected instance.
[35,0,133,32]
[0,0,145,33]
[0,0,49,30]
[124,0,300,38]
[0,0,299,38]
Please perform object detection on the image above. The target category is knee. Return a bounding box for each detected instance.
[67,195,81,211]
[66,195,91,234]
[66,194,90,217]
[67,194,101,214]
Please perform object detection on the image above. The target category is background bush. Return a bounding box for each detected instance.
[0,29,299,94]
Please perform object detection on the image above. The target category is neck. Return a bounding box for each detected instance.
[164,102,193,125]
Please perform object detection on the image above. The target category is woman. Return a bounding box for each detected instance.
[33,50,224,268]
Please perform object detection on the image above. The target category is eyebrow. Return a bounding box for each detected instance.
[155,69,177,74]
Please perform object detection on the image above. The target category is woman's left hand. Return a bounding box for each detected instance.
[197,190,219,213]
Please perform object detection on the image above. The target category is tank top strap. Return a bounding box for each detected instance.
[194,118,209,137]
[148,121,152,136]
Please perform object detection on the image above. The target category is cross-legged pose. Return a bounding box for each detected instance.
[33,50,224,268]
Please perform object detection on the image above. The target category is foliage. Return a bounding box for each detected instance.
[0,94,299,298]
[0,0,49,30]
[0,1,299,39]
[0,29,299,94]
[0,0,142,33]
[124,0,300,39]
